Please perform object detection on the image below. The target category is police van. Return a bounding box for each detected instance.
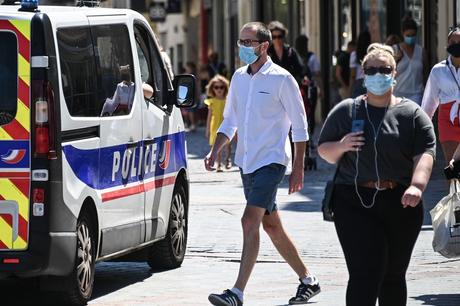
[0,1,195,304]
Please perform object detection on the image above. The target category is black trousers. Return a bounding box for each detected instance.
[333,184,423,306]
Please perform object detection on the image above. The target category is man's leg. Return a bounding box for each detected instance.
[233,205,266,291]
[262,211,308,277]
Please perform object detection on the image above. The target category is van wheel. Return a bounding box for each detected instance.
[65,212,97,305]
[148,184,188,270]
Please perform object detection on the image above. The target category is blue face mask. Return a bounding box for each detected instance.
[364,73,394,96]
[404,35,416,45]
[239,45,260,65]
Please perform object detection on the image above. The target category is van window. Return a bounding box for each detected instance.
[58,26,99,117]
[0,32,18,125]
[58,24,135,117]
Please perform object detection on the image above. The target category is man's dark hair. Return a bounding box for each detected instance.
[242,22,272,44]
[401,16,417,32]
[295,35,309,55]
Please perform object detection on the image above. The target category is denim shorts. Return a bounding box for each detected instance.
[240,163,287,214]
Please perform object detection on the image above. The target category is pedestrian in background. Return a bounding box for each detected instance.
[295,34,322,137]
[204,75,232,172]
[422,27,460,165]
[205,21,320,306]
[336,40,356,100]
[267,20,304,83]
[207,51,228,79]
[392,16,428,105]
[318,43,435,306]
[350,30,371,98]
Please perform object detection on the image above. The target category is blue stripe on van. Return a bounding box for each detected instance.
[62,132,186,190]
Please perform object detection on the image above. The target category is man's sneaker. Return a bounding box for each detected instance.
[288,279,321,305]
[208,289,243,306]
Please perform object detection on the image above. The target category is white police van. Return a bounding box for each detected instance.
[0,1,195,304]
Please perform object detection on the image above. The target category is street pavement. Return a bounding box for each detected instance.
[2,126,460,306]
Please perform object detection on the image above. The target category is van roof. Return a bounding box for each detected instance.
[0,5,140,18]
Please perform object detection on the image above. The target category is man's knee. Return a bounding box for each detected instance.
[241,214,261,235]
[262,219,282,239]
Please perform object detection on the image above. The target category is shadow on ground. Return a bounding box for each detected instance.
[411,294,460,305]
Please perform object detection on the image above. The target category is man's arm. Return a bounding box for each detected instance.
[289,141,306,194]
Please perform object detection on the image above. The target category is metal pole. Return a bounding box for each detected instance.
[454,0,458,27]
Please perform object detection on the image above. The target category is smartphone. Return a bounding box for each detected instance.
[351,119,365,133]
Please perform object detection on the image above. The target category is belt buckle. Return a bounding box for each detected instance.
[375,181,387,191]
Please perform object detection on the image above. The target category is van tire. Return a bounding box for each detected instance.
[148,184,188,270]
[64,212,97,305]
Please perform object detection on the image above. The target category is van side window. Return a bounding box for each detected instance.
[58,26,99,117]
[134,24,165,107]
[0,32,17,125]
[58,24,135,117]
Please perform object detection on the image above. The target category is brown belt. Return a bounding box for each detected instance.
[358,180,398,190]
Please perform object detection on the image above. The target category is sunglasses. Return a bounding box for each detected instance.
[237,39,262,47]
[363,66,393,76]
[213,86,225,90]
[272,35,284,40]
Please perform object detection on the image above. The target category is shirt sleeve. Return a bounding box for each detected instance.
[279,74,309,142]
[309,54,321,74]
[318,100,351,145]
[421,69,440,119]
[204,98,211,107]
[413,107,436,158]
[217,80,238,140]
[349,51,357,69]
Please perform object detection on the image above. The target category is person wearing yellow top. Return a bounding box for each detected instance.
[205,75,232,172]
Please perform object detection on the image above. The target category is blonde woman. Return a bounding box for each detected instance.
[318,43,435,306]
[205,75,232,172]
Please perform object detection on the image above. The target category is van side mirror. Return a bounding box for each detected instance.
[172,74,195,108]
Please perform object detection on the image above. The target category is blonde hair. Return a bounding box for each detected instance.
[206,74,230,98]
[362,43,396,69]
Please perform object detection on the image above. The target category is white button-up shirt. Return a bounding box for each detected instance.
[217,58,309,174]
[422,56,460,123]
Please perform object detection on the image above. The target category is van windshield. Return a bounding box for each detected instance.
[0,32,17,125]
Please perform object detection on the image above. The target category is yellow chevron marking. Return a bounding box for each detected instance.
[18,54,30,86]
[0,179,29,222]
[0,217,13,249]
[13,236,27,249]
[0,127,14,140]
[9,19,30,40]
[16,99,30,132]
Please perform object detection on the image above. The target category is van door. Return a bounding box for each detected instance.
[0,19,31,251]
[133,22,175,241]
[87,17,144,255]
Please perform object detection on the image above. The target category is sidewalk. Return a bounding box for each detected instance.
[185,126,460,306]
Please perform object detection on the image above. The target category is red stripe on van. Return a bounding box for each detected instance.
[1,119,29,140]
[101,175,176,202]
[18,78,30,107]
[0,172,30,178]
[11,179,29,198]
[0,214,13,227]
[0,240,7,249]
[18,215,28,242]
[0,20,30,59]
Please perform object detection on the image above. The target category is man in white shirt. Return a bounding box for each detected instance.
[205,22,320,306]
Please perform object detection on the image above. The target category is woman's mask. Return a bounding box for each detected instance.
[364,73,394,96]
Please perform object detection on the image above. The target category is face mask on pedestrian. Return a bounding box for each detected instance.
[447,43,460,58]
[404,35,416,46]
[364,73,394,96]
[239,45,260,65]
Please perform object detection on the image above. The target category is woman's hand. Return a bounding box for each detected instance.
[401,185,422,208]
[340,131,365,153]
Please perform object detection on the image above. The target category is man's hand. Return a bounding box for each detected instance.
[401,185,422,208]
[340,131,365,152]
[204,150,217,171]
[289,167,304,194]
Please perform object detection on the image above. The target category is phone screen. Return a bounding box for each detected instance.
[351,119,365,132]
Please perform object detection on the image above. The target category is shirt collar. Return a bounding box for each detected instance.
[246,57,273,75]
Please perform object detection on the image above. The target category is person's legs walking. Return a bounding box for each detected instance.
[333,185,387,306]
[378,187,424,306]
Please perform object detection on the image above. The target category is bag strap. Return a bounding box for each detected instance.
[332,98,358,182]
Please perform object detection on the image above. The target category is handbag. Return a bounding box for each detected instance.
[321,98,359,221]
[430,180,460,258]
[322,169,338,221]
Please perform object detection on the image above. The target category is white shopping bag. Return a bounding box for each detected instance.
[430,180,460,258]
